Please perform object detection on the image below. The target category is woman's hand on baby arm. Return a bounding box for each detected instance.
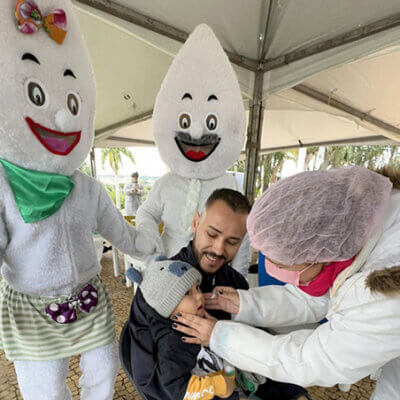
[204,286,240,315]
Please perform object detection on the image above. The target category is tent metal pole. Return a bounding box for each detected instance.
[94,110,153,143]
[293,84,400,140]
[107,137,155,146]
[259,0,274,60]
[257,135,393,154]
[74,0,259,72]
[244,71,264,203]
[262,13,400,72]
[89,148,97,178]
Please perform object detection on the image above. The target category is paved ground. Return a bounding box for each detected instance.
[0,253,375,399]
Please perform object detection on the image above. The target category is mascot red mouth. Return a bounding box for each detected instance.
[175,133,220,162]
[26,117,81,156]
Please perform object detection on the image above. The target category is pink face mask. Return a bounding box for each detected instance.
[265,259,314,286]
[265,257,355,297]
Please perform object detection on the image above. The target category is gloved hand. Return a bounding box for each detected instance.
[135,229,164,255]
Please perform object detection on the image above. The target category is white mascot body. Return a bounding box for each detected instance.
[136,24,249,275]
[0,1,141,399]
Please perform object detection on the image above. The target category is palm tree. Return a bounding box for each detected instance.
[388,145,400,167]
[256,150,297,195]
[304,146,319,171]
[229,160,246,173]
[78,161,91,176]
[319,145,396,170]
[101,147,135,209]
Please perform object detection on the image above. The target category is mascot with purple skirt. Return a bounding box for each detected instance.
[0,1,144,398]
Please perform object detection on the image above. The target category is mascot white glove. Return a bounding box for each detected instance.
[135,229,164,256]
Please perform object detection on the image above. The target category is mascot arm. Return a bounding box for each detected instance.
[136,179,163,228]
[135,179,164,254]
[0,198,8,268]
[95,184,138,256]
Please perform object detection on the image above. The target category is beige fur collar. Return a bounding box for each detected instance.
[366,266,400,296]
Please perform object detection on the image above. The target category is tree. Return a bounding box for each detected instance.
[319,146,349,170]
[229,160,246,173]
[319,145,398,171]
[304,147,319,171]
[388,146,399,165]
[388,145,400,167]
[256,150,296,196]
[101,147,135,209]
[78,161,91,176]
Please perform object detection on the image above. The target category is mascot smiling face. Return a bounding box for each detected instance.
[153,24,246,180]
[0,0,95,176]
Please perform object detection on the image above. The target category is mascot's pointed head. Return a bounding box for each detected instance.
[0,0,95,175]
[153,24,246,180]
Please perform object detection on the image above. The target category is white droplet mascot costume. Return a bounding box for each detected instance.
[0,1,141,399]
[136,24,249,275]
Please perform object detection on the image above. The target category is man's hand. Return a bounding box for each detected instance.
[172,311,217,346]
[204,286,240,315]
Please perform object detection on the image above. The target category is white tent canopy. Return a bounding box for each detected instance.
[72,0,400,194]
[95,51,400,152]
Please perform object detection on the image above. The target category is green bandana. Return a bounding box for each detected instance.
[0,159,74,223]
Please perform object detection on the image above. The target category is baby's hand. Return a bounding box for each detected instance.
[220,374,235,399]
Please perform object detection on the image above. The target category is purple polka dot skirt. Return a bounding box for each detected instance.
[0,276,116,361]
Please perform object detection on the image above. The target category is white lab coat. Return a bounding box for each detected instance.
[210,191,400,396]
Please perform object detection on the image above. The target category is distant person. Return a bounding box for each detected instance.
[125,172,144,216]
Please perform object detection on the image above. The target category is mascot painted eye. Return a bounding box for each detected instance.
[26,80,47,108]
[179,112,191,130]
[205,114,218,131]
[67,92,80,116]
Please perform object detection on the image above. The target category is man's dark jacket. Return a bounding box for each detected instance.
[120,242,249,400]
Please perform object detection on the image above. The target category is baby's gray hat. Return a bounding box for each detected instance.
[127,255,202,318]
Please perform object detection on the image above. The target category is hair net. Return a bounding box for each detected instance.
[248,166,392,265]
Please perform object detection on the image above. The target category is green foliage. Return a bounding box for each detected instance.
[104,184,126,209]
[104,182,152,210]
[229,160,246,173]
[78,161,91,176]
[101,147,135,176]
[143,184,152,201]
[320,145,398,170]
[255,151,296,196]
[255,144,399,197]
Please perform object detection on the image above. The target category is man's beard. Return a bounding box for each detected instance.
[193,233,228,268]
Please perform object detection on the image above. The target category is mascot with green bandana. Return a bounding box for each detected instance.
[0,1,144,398]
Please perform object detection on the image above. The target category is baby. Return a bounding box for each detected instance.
[127,257,238,400]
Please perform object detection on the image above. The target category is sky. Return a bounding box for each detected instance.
[95,147,169,177]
